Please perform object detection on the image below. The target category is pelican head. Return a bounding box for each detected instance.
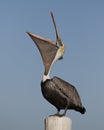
[27,11,65,82]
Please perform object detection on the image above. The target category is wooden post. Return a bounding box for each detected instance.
[45,116,72,130]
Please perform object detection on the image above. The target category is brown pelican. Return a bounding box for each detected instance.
[27,12,86,116]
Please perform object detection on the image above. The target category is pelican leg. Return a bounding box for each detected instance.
[57,109,60,115]
[58,107,68,117]
[49,109,59,117]
[54,107,68,117]
[62,107,68,116]
[54,109,60,116]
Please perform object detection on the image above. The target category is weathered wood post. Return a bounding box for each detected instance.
[45,116,72,130]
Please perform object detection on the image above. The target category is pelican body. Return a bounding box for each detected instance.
[41,76,86,115]
[27,11,86,116]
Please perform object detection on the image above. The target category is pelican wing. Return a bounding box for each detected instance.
[52,76,82,106]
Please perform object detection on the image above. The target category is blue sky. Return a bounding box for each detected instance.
[0,0,104,130]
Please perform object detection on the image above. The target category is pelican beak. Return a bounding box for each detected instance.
[50,11,63,47]
[27,12,65,75]
[27,32,59,75]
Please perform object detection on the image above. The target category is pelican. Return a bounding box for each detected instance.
[27,12,86,116]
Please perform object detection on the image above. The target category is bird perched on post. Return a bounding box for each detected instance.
[27,11,86,116]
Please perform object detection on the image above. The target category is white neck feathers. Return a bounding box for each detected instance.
[42,74,50,82]
[42,44,65,82]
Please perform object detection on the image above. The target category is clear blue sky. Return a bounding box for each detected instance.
[0,0,104,130]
